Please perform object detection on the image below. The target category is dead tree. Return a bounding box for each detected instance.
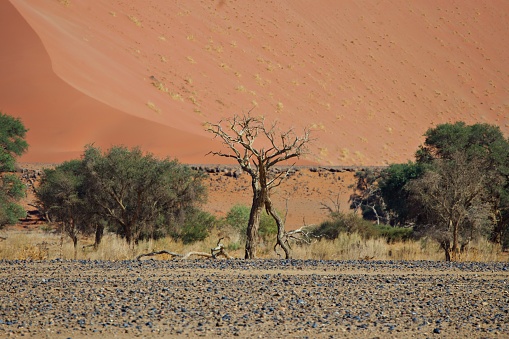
[207,114,310,259]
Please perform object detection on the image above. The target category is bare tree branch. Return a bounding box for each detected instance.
[207,113,311,259]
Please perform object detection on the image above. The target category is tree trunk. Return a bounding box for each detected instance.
[440,240,451,262]
[94,223,104,249]
[124,224,133,246]
[451,219,459,261]
[265,196,291,259]
[245,187,264,259]
[72,235,78,260]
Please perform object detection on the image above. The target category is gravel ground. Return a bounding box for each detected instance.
[1,259,508,338]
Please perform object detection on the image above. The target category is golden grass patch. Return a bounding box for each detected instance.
[146,101,161,113]
[128,15,142,27]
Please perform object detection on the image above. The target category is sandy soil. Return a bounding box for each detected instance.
[202,166,358,228]
[1,1,508,166]
[0,260,508,338]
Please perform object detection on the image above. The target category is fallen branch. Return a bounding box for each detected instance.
[274,220,320,257]
[136,238,234,261]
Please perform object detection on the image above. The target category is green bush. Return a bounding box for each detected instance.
[372,224,414,243]
[225,204,278,241]
[312,212,413,242]
[179,210,216,244]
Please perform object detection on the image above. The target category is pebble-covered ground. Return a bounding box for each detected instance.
[1,259,508,338]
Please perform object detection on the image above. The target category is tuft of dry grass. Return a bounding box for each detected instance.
[128,15,142,27]
[146,101,161,113]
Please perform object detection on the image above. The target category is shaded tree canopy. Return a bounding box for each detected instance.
[37,160,93,255]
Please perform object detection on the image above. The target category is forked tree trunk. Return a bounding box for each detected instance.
[441,239,451,262]
[265,196,291,259]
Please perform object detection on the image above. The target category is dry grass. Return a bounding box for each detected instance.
[146,101,161,113]
[128,15,142,27]
[0,229,506,262]
[58,0,71,7]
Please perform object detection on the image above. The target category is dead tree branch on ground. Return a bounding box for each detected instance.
[136,238,233,261]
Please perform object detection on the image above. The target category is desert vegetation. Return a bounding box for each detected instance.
[0,113,508,263]
[0,112,28,227]
[36,145,209,257]
[349,122,509,261]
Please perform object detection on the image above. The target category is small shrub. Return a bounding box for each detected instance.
[373,224,414,243]
[312,212,412,243]
[179,210,216,244]
[311,213,377,240]
[225,204,277,241]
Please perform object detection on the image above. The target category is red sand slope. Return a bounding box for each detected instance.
[1,0,508,165]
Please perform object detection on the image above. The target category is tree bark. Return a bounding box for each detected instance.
[245,186,264,259]
[94,223,104,249]
[441,240,451,262]
[72,234,78,260]
[265,196,291,259]
[451,219,459,261]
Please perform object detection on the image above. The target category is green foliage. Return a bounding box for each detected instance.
[312,212,413,243]
[225,204,250,237]
[417,122,509,167]
[373,224,414,243]
[179,209,216,244]
[225,204,278,241]
[37,145,208,246]
[36,160,93,246]
[370,121,509,257]
[81,145,207,244]
[311,213,378,240]
[0,112,29,172]
[0,199,26,226]
[0,112,28,227]
[378,162,426,225]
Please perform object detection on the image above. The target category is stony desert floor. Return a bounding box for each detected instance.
[0,260,508,338]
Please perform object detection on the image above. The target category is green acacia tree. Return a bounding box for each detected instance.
[416,122,509,246]
[378,162,427,226]
[370,122,509,260]
[0,112,28,227]
[36,160,101,256]
[82,145,207,245]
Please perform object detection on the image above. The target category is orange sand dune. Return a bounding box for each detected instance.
[1,0,508,165]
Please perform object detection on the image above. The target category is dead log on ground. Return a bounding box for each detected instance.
[136,238,234,261]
